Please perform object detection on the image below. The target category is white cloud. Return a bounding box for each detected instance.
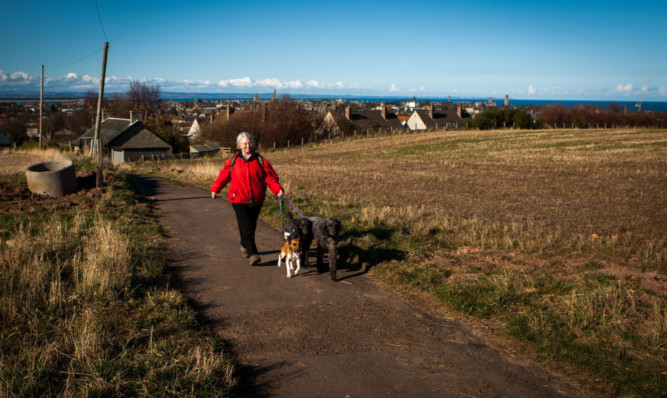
[7,69,663,100]
[10,71,29,80]
[256,78,282,87]
[229,77,253,87]
[615,83,633,93]
[285,80,304,89]
[408,86,427,93]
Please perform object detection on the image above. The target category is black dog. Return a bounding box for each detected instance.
[284,212,314,268]
[309,217,342,281]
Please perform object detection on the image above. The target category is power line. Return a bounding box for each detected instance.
[94,0,108,42]
[49,46,104,69]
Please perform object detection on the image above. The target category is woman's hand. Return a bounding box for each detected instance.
[277,189,284,198]
[211,191,217,199]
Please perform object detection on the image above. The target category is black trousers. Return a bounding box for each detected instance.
[232,203,263,255]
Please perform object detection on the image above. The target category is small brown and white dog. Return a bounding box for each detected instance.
[277,236,301,278]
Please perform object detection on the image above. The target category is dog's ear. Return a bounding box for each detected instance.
[329,218,342,235]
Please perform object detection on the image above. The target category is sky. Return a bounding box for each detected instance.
[1,0,666,101]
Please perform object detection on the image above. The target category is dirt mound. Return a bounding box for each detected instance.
[0,172,104,215]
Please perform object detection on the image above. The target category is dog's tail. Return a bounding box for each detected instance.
[286,211,295,222]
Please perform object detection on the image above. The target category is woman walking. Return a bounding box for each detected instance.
[211,132,284,265]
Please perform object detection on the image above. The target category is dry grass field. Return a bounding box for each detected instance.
[141,127,666,396]
[0,151,236,396]
[0,148,70,173]
[269,128,665,273]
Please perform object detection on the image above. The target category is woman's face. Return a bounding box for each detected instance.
[239,137,254,156]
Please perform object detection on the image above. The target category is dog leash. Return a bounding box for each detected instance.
[278,196,290,236]
[281,194,318,241]
[283,194,307,219]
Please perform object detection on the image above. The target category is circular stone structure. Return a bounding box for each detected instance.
[26,160,77,197]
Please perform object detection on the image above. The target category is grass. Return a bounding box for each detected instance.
[0,162,236,396]
[130,127,666,396]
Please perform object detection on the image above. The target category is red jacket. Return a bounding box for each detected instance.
[210,152,283,205]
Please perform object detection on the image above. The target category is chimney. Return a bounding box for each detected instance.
[210,113,214,123]
[381,102,387,119]
[457,104,462,118]
[504,95,509,106]
[130,111,143,123]
[226,105,231,121]
[345,106,351,120]
[428,103,434,118]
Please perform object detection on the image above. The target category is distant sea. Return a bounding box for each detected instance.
[2,91,667,112]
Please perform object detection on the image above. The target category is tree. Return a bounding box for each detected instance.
[512,110,533,129]
[128,81,161,116]
[4,119,27,145]
[199,98,317,149]
[108,94,131,118]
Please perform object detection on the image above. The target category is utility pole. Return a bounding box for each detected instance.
[39,65,43,150]
[93,42,109,188]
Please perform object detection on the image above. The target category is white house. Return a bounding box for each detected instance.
[187,118,204,140]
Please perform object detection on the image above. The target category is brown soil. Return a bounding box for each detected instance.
[0,172,102,215]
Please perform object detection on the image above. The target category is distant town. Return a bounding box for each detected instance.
[1,85,665,163]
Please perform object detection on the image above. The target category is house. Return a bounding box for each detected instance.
[189,142,222,158]
[406,103,470,131]
[397,114,410,126]
[316,111,342,137]
[0,133,11,148]
[72,117,172,164]
[344,103,403,133]
[54,128,76,144]
[187,118,206,140]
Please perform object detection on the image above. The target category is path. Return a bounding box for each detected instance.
[131,175,589,398]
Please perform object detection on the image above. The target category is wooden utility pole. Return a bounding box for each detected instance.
[39,65,43,150]
[93,42,109,188]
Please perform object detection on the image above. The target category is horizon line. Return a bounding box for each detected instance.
[0,90,664,104]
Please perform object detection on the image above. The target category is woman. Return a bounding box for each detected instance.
[211,132,284,265]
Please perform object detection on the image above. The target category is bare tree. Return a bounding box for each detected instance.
[128,81,161,115]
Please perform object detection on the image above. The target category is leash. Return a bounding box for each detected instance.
[283,194,307,219]
[280,194,318,241]
[278,196,290,236]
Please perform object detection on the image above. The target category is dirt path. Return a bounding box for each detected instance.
[131,175,590,398]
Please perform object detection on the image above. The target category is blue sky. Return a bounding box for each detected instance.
[1,0,666,100]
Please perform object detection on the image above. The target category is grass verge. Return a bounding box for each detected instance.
[0,168,236,397]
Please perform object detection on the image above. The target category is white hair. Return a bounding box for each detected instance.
[236,132,255,148]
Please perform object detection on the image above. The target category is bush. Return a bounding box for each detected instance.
[473,108,534,130]
[19,139,59,150]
